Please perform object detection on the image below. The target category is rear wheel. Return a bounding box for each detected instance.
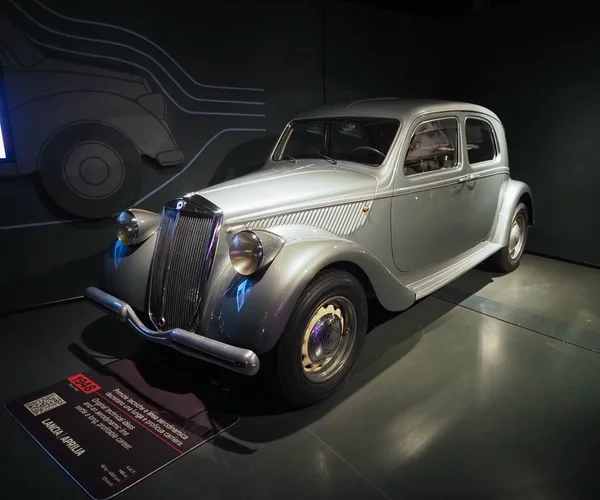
[269,270,368,408]
[488,202,529,272]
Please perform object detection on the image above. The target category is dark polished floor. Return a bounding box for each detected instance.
[2,254,600,499]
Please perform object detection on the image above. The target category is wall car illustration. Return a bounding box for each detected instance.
[85,99,533,407]
[0,15,183,219]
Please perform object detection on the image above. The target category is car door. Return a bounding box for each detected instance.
[462,115,509,244]
[391,113,474,272]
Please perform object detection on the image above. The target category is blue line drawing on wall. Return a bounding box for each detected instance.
[0,127,266,231]
[28,39,266,117]
[34,0,264,93]
[132,127,265,206]
[0,3,267,227]
[9,0,265,107]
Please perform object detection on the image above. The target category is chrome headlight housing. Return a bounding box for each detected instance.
[229,229,284,276]
[116,209,160,246]
[116,210,138,245]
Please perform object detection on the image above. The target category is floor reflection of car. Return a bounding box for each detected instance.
[0,15,183,219]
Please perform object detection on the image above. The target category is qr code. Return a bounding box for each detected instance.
[24,393,67,416]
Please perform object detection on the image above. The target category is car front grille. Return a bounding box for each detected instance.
[148,196,222,332]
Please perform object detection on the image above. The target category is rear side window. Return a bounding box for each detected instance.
[466,118,497,164]
[404,117,459,176]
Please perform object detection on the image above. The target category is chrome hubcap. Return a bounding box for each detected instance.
[301,298,356,382]
[508,214,525,260]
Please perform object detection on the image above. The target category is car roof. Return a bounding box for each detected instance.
[293,98,500,123]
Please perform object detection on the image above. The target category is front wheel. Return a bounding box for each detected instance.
[269,270,368,408]
[488,202,529,272]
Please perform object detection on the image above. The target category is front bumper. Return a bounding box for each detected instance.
[84,286,260,376]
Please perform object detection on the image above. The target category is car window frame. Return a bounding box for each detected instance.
[464,115,499,166]
[271,116,402,168]
[402,115,463,179]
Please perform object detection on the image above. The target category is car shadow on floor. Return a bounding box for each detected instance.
[74,268,498,451]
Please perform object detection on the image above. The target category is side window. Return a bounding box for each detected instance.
[404,118,459,176]
[466,118,497,164]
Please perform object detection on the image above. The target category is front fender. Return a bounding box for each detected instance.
[101,233,157,312]
[10,91,179,175]
[200,232,415,354]
[492,179,533,247]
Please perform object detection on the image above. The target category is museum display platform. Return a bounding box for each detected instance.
[2,253,600,499]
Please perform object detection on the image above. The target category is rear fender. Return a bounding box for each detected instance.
[201,228,415,354]
[492,179,533,247]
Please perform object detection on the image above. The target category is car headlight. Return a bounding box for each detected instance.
[116,210,138,245]
[228,228,286,276]
[116,209,160,246]
[230,230,264,276]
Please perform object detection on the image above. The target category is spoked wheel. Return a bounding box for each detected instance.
[489,202,529,272]
[270,270,368,408]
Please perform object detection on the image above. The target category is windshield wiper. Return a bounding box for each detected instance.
[317,151,337,165]
[275,154,297,163]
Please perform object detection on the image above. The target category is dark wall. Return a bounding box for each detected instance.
[0,0,324,314]
[0,0,440,314]
[439,1,600,266]
[324,2,439,104]
[325,1,440,102]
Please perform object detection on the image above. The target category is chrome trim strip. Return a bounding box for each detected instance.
[84,286,260,376]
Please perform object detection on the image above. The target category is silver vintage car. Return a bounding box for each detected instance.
[85,98,533,407]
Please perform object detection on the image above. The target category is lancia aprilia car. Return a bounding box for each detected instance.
[85,98,533,407]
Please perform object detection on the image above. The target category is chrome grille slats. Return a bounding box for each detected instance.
[162,214,213,330]
[149,208,177,318]
[148,196,222,332]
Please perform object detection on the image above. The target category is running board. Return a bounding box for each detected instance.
[405,241,502,300]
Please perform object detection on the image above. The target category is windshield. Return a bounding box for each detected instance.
[272,117,400,167]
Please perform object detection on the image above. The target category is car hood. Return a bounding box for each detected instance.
[195,161,378,223]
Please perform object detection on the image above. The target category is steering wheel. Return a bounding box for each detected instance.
[346,146,385,161]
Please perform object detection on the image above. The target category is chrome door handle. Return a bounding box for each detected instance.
[457,173,481,183]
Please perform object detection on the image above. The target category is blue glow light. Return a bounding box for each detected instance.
[113,240,132,269]
[0,121,6,159]
[236,279,254,312]
[237,280,246,312]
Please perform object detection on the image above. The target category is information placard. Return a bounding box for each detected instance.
[5,362,237,499]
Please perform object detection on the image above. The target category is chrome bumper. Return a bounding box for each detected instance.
[84,286,260,376]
